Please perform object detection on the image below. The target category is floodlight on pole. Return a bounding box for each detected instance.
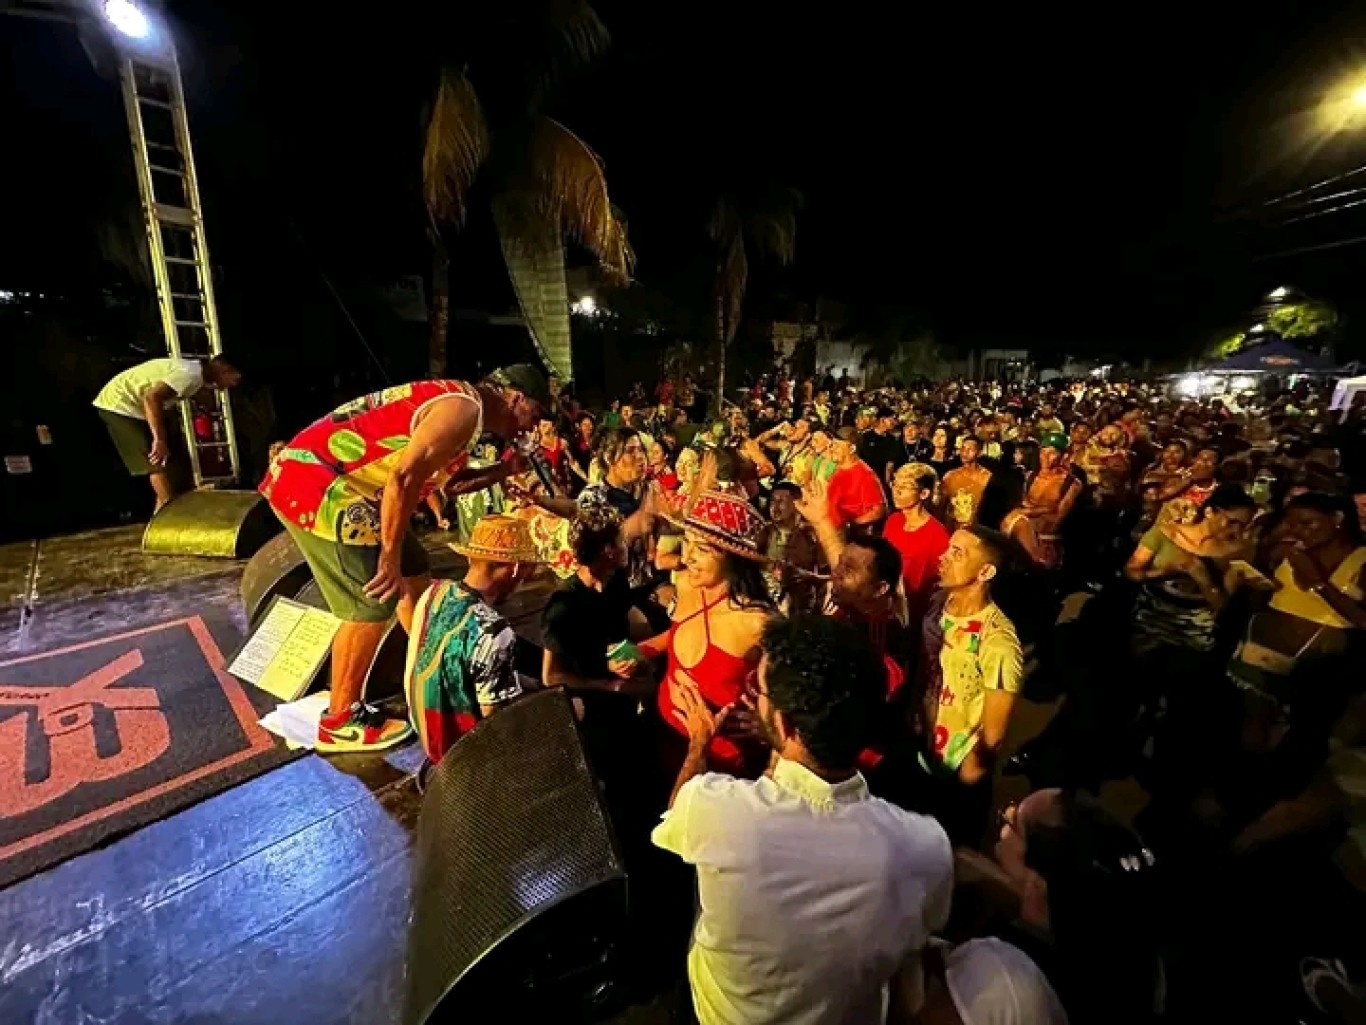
[103,0,151,40]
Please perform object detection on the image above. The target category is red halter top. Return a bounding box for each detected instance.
[657,589,756,773]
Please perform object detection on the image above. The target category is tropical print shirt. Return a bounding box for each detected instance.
[260,380,480,544]
[404,580,523,763]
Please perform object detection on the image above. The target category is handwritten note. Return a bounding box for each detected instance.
[229,597,342,701]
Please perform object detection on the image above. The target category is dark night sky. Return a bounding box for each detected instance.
[7,0,1366,365]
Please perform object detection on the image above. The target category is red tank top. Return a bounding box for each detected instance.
[261,380,480,543]
[657,590,756,772]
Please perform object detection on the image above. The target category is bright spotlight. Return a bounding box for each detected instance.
[104,0,151,40]
[1353,83,1366,109]
[1268,286,1290,301]
[571,295,597,316]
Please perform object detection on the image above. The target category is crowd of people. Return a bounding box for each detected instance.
[256,361,1366,1024]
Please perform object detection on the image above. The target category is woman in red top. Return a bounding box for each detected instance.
[536,417,573,496]
[647,440,680,491]
[633,488,774,777]
[567,413,596,491]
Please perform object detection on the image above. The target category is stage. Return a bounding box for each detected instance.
[0,524,676,1025]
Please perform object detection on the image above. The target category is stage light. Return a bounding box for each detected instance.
[571,295,597,316]
[104,0,151,40]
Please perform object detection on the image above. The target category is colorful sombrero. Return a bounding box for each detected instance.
[684,489,768,561]
[451,514,543,563]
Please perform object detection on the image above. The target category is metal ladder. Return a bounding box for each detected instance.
[118,49,240,486]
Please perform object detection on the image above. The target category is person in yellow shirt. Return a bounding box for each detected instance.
[924,525,1023,843]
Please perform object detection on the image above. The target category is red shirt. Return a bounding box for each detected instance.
[884,511,950,626]
[827,460,885,530]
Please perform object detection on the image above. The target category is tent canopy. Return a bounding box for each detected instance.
[1331,375,1366,410]
[1205,339,1343,373]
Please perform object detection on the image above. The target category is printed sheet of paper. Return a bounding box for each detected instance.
[229,598,342,701]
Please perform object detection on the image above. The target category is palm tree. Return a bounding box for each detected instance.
[708,188,800,412]
[421,2,631,380]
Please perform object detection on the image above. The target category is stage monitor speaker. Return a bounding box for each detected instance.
[404,688,629,1024]
[240,530,311,626]
[142,490,280,559]
[294,578,328,610]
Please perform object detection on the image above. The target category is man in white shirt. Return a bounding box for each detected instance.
[653,614,954,1025]
[92,356,240,509]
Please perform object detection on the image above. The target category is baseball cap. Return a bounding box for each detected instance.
[487,363,551,409]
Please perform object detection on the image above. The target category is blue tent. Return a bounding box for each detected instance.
[1206,339,1343,373]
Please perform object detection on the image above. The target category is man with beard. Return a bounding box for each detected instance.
[259,364,546,752]
[653,615,952,1025]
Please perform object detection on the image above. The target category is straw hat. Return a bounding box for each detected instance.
[451,514,542,563]
[684,489,768,561]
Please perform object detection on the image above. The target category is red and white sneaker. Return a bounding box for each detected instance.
[317,701,413,754]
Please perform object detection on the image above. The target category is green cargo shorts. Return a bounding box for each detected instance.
[282,519,431,623]
[98,408,157,476]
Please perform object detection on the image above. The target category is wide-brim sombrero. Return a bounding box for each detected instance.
[683,489,768,561]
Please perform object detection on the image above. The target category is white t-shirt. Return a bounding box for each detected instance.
[93,358,203,420]
[944,937,1069,1025]
[651,758,953,1025]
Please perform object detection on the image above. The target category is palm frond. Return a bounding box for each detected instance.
[526,117,633,280]
[532,0,611,104]
[747,212,798,265]
[707,196,743,246]
[747,188,802,265]
[422,69,490,225]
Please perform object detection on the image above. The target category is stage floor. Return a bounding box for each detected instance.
[0,525,673,1025]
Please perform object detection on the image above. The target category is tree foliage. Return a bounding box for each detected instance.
[1265,300,1338,341]
[420,1,631,374]
[709,188,801,409]
[1208,331,1245,358]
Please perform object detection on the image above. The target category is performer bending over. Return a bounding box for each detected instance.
[92,355,241,511]
[259,364,548,753]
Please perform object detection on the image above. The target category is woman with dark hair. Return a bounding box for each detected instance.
[1013,437,1041,475]
[1229,490,1366,712]
[568,412,596,489]
[628,488,775,778]
[928,424,959,480]
[534,416,573,496]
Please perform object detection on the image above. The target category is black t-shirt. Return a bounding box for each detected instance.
[858,430,900,478]
[541,572,634,681]
[896,437,934,468]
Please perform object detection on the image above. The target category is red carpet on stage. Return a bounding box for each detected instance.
[0,615,305,889]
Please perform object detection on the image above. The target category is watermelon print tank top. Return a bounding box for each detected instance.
[260,380,482,544]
